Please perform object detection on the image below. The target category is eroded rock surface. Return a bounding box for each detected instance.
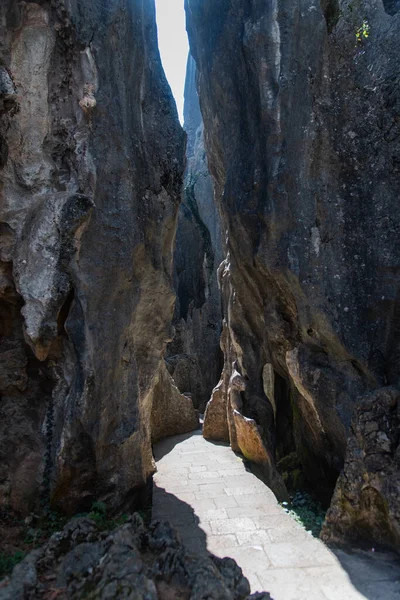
[186,0,400,544]
[166,55,223,412]
[0,0,187,515]
[0,515,270,600]
[322,387,400,548]
[151,362,199,444]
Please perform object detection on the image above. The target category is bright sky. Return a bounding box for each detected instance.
[155,0,189,123]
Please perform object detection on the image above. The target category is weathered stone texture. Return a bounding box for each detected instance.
[0,0,186,515]
[151,362,199,444]
[186,0,400,545]
[0,515,270,600]
[322,386,400,548]
[166,55,223,412]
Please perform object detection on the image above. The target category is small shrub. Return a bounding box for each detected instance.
[355,20,370,44]
[281,492,326,538]
[88,501,128,531]
[89,501,107,517]
[37,510,68,537]
[0,551,25,579]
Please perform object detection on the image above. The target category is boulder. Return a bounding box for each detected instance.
[321,387,400,550]
[0,516,271,600]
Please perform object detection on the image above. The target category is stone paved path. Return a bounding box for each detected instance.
[153,429,400,600]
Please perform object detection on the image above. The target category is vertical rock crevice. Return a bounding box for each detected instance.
[166,55,223,412]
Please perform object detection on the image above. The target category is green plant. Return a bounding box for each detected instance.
[39,509,68,536]
[20,511,68,549]
[0,551,25,579]
[23,528,43,546]
[356,19,370,44]
[137,508,152,525]
[281,492,326,538]
[0,504,133,582]
[87,501,129,531]
[115,514,130,527]
[90,501,107,517]
[88,501,109,529]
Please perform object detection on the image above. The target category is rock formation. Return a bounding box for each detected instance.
[0,515,271,599]
[1,0,399,560]
[321,387,400,549]
[0,0,198,517]
[186,0,400,547]
[151,362,199,444]
[166,55,223,412]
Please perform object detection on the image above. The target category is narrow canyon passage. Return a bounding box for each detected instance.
[1,0,400,596]
[153,430,400,599]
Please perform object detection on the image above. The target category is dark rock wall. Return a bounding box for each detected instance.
[0,515,268,600]
[0,0,190,515]
[166,55,223,411]
[321,387,400,549]
[186,0,400,546]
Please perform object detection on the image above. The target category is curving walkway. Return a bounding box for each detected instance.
[153,429,400,600]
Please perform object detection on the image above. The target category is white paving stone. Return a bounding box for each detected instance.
[153,430,400,599]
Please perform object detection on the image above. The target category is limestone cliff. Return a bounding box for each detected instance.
[0,0,197,516]
[186,0,400,548]
[166,55,223,411]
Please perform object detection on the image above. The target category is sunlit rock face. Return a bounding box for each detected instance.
[166,55,223,412]
[151,361,199,444]
[186,0,400,546]
[0,0,187,515]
